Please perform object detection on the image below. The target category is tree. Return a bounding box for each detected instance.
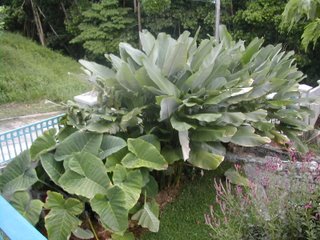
[30,0,45,46]
[282,0,320,51]
[215,0,221,40]
[70,0,135,60]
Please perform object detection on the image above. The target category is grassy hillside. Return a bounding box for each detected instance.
[0,32,90,104]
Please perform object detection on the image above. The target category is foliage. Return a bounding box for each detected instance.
[0,28,314,239]
[282,0,320,51]
[232,0,287,43]
[205,152,320,240]
[0,6,5,31]
[230,0,320,86]
[70,0,135,60]
[0,128,162,238]
[77,27,311,160]
[143,0,214,38]
[0,31,89,104]
[142,0,171,14]
[10,191,44,225]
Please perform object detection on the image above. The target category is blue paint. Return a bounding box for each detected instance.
[0,196,47,240]
[0,114,64,165]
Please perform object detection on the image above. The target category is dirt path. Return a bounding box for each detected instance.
[0,111,63,133]
[0,101,63,119]
[0,101,65,132]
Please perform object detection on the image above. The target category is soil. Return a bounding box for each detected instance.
[67,184,182,240]
[156,184,181,211]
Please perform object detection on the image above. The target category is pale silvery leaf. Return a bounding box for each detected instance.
[179,131,190,161]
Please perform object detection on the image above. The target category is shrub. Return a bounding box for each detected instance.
[0,27,314,239]
[205,152,320,240]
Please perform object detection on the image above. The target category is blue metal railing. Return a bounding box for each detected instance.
[0,114,64,167]
[0,195,47,240]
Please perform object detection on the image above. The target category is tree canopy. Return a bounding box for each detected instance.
[1,0,319,84]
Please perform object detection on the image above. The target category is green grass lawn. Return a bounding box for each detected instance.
[140,171,217,240]
[0,31,90,104]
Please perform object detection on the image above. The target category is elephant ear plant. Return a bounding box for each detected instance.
[0,26,313,239]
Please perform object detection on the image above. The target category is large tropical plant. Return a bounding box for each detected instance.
[0,27,313,239]
[76,25,311,166]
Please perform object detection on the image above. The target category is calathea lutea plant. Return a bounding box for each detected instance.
[0,26,312,240]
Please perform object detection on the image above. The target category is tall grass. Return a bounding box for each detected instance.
[0,32,90,104]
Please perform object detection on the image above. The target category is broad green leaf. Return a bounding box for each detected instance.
[142,175,158,198]
[0,151,38,196]
[131,200,160,232]
[138,135,161,151]
[229,87,253,97]
[159,97,180,121]
[216,112,246,126]
[188,143,225,170]
[274,109,310,130]
[143,58,180,97]
[119,42,146,65]
[245,109,268,122]
[190,39,213,71]
[270,130,290,145]
[170,116,194,131]
[91,187,128,233]
[100,135,127,159]
[58,152,111,199]
[112,232,135,240]
[187,113,222,123]
[57,126,77,142]
[154,32,175,68]
[224,169,250,186]
[40,153,64,185]
[241,38,264,64]
[113,165,143,209]
[106,148,128,171]
[117,62,140,92]
[140,30,156,55]
[30,128,57,160]
[252,122,274,132]
[79,59,115,80]
[135,67,155,87]
[86,121,120,134]
[72,227,94,240]
[184,65,212,91]
[219,25,234,48]
[204,90,235,105]
[191,126,237,142]
[267,99,294,107]
[231,126,271,147]
[55,131,103,161]
[122,139,168,170]
[161,147,182,164]
[107,54,123,71]
[202,43,223,69]
[10,191,43,225]
[284,130,308,153]
[162,31,189,77]
[120,108,143,130]
[45,191,83,240]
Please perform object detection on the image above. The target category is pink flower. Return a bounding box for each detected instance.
[234,163,242,172]
[236,186,243,195]
[304,201,313,209]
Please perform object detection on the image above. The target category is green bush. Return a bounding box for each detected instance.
[0,27,313,239]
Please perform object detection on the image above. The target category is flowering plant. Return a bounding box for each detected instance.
[205,150,320,240]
